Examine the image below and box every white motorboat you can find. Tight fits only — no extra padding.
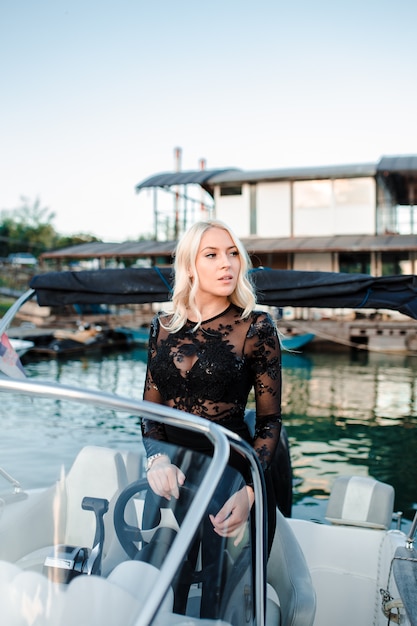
[0,268,416,625]
[0,376,415,626]
[9,337,34,357]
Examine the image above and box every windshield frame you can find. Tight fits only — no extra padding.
[0,376,266,625]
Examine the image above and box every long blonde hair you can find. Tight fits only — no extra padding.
[162,220,256,333]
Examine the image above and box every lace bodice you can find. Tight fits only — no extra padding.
[142,304,282,470]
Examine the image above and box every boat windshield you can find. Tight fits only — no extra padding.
[0,377,259,626]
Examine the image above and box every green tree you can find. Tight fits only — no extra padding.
[0,197,101,258]
[0,196,57,256]
[56,233,101,248]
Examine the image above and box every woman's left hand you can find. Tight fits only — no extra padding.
[209,485,255,546]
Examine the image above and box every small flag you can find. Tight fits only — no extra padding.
[0,333,27,379]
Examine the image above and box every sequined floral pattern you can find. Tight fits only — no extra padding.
[142,304,282,470]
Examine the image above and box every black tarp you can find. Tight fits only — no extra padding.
[29,268,417,320]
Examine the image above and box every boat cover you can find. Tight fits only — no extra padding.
[30,268,417,320]
[393,546,417,626]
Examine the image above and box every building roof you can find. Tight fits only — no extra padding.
[40,240,176,260]
[242,234,417,253]
[40,233,417,262]
[135,163,377,192]
[377,155,417,174]
[377,155,417,205]
[134,155,417,203]
[208,163,377,185]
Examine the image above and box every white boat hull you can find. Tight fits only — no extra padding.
[9,337,34,357]
[0,444,413,626]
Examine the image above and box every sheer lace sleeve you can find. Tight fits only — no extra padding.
[245,312,282,470]
[141,309,282,467]
[141,316,168,456]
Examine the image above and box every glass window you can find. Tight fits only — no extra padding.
[339,253,370,274]
[293,180,332,209]
[381,252,410,275]
[220,186,242,196]
[333,178,374,206]
[396,205,417,234]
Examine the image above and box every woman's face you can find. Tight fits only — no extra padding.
[193,227,241,300]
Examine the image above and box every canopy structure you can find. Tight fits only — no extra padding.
[135,168,238,197]
[30,268,417,320]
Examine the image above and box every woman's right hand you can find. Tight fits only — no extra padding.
[146,455,186,500]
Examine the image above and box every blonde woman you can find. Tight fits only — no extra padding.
[141,220,282,617]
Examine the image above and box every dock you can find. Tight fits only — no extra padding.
[280,319,417,354]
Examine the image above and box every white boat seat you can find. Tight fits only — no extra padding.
[63,446,131,553]
[0,482,62,565]
[119,449,142,483]
[109,561,233,624]
[108,560,174,611]
[289,517,405,626]
[325,475,394,529]
[267,507,316,626]
[266,583,281,626]
[14,446,139,575]
[0,558,234,625]
[0,561,143,626]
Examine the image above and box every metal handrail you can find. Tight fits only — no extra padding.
[219,426,267,626]
[0,467,23,493]
[406,510,417,549]
[0,288,35,335]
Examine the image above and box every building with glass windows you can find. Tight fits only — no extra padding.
[37,156,417,351]
[135,154,417,277]
[41,155,417,280]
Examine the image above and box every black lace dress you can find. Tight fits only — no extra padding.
[142,303,282,470]
[141,304,282,617]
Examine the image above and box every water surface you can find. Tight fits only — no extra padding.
[2,347,416,527]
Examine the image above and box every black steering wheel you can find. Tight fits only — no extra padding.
[114,478,201,560]
[114,478,150,559]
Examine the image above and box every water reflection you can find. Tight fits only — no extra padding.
[282,350,417,522]
[7,347,417,524]
[24,347,149,399]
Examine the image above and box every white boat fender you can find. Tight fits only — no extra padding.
[380,587,405,624]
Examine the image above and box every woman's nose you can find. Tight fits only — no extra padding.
[219,253,231,267]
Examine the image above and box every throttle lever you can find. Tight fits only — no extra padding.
[82,496,109,575]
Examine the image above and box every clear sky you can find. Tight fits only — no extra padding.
[1,0,417,242]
